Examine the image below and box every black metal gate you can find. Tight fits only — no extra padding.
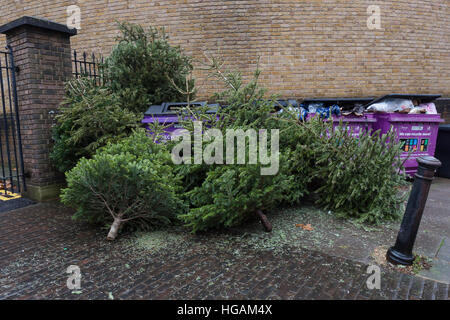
[0,45,26,199]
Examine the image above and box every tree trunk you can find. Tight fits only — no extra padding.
[107,217,122,241]
[255,209,272,232]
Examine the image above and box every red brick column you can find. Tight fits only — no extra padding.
[0,17,77,201]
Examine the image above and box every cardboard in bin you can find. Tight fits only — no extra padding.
[142,101,220,142]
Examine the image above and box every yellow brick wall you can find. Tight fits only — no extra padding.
[1,0,449,100]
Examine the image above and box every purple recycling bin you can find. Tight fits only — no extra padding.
[372,113,444,176]
[142,102,220,142]
[306,113,377,138]
[142,114,182,142]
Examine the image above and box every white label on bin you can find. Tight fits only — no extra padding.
[412,126,423,131]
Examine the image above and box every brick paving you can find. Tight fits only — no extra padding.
[0,202,448,300]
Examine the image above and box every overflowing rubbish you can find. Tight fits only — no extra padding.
[367,98,414,113]
[302,98,375,119]
[307,102,323,114]
[408,106,427,114]
[299,105,308,121]
[316,106,330,119]
[330,104,341,116]
[341,103,365,116]
[273,99,299,116]
[364,94,441,114]
[300,98,376,138]
[417,102,437,114]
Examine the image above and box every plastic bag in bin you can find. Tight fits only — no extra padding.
[317,107,330,119]
[417,102,437,114]
[331,104,341,116]
[366,98,414,113]
[408,107,427,114]
[299,106,308,121]
[307,102,324,113]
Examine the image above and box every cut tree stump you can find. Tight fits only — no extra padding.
[255,209,272,232]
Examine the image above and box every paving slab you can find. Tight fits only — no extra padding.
[0,200,448,299]
[0,178,448,299]
[419,260,450,285]
[415,178,450,284]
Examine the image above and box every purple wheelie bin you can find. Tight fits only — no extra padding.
[366,94,444,176]
[142,101,220,142]
[143,99,292,141]
[372,113,444,176]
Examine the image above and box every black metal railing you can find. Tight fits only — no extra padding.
[72,50,105,85]
[0,46,26,196]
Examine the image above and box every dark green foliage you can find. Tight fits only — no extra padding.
[58,39,408,237]
[61,130,186,238]
[51,21,196,173]
[98,127,165,159]
[175,59,300,232]
[275,110,408,224]
[105,22,195,113]
[50,77,141,173]
[176,55,407,230]
[313,124,408,224]
[179,155,296,233]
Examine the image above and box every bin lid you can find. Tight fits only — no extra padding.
[144,104,165,115]
[364,94,442,108]
[301,97,375,107]
[144,101,220,116]
[438,124,450,132]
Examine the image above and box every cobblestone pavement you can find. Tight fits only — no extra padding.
[0,202,448,300]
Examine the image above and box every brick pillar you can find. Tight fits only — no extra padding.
[0,17,77,201]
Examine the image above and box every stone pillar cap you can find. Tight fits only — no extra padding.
[0,16,77,36]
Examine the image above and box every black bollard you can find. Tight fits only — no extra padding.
[386,156,441,265]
